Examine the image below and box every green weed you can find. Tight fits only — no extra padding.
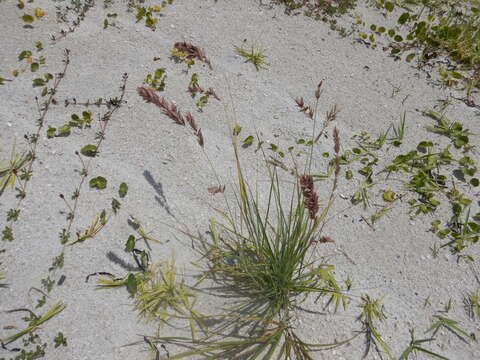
[235,43,270,70]
[358,294,394,360]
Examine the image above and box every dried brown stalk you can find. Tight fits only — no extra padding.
[333,127,340,178]
[137,86,204,147]
[174,42,212,69]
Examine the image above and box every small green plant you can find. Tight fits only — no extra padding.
[425,315,476,343]
[399,328,449,360]
[464,289,480,320]
[144,68,167,91]
[358,294,394,360]
[103,12,118,29]
[170,42,212,69]
[235,43,270,70]
[363,0,480,100]
[135,6,162,30]
[424,110,472,149]
[274,0,357,18]
[0,302,66,346]
[134,259,205,338]
[388,111,407,146]
[187,73,220,111]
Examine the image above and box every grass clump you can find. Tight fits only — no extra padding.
[147,83,352,359]
[134,258,205,337]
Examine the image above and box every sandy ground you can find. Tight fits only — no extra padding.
[1,0,480,359]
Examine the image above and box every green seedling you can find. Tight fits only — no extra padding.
[358,294,394,360]
[353,179,375,208]
[388,111,407,146]
[69,210,107,245]
[48,111,93,138]
[103,13,118,29]
[134,259,205,339]
[235,44,270,70]
[424,110,471,149]
[128,215,162,244]
[316,264,350,312]
[135,6,162,30]
[0,147,31,197]
[54,332,68,348]
[399,328,449,360]
[144,68,167,91]
[425,315,476,343]
[0,302,66,346]
[464,290,480,320]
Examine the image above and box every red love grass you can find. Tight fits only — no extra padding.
[187,84,220,101]
[174,42,212,69]
[294,97,314,120]
[137,86,204,147]
[208,185,225,195]
[311,236,335,245]
[299,174,319,220]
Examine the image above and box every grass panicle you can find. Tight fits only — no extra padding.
[173,41,212,69]
[137,86,204,147]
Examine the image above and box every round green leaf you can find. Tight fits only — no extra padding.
[125,235,136,252]
[89,176,107,190]
[385,2,395,12]
[119,182,128,198]
[406,53,416,62]
[126,273,137,295]
[398,13,410,25]
[80,144,98,157]
[21,14,34,23]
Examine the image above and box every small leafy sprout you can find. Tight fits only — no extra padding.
[134,259,203,336]
[171,42,212,69]
[21,8,45,25]
[54,332,67,348]
[144,68,167,91]
[89,176,107,189]
[358,294,394,360]
[135,6,161,30]
[0,147,31,197]
[128,215,161,244]
[103,13,118,29]
[425,315,476,343]
[399,329,449,360]
[48,111,92,138]
[389,111,407,146]
[80,144,98,157]
[119,182,128,197]
[187,73,219,110]
[0,302,66,346]
[235,43,270,70]
[69,210,107,245]
[464,290,480,320]
[424,110,471,149]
